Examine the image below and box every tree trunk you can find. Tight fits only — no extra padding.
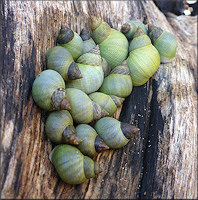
[1,1,197,199]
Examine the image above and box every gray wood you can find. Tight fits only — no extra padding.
[1,1,197,199]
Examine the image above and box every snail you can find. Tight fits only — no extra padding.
[46,46,82,81]
[76,124,109,158]
[57,25,84,61]
[45,110,82,145]
[127,27,161,86]
[49,144,101,184]
[148,24,177,63]
[99,61,133,98]
[66,45,104,94]
[80,29,111,77]
[89,92,125,116]
[90,16,129,69]
[121,20,148,40]
[66,88,109,124]
[94,117,139,149]
[32,69,71,111]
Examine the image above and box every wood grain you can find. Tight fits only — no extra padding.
[1,0,197,199]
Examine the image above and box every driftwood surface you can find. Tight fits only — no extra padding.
[1,1,197,199]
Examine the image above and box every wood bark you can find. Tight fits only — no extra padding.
[1,0,197,199]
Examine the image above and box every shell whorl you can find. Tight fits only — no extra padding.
[110,95,125,107]
[110,61,130,75]
[99,61,133,98]
[133,26,146,38]
[92,101,109,120]
[51,88,71,110]
[129,27,151,52]
[89,92,124,117]
[76,45,101,66]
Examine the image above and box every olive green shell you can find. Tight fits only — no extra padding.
[66,88,93,124]
[121,20,148,40]
[46,46,79,81]
[99,61,133,98]
[32,70,66,110]
[148,25,177,63]
[127,27,160,86]
[91,16,129,69]
[89,92,124,116]
[45,110,73,143]
[101,57,111,77]
[49,144,99,184]
[94,117,129,149]
[58,32,84,61]
[66,46,104,94]
[76,124,98,157]
[66,88,108,124]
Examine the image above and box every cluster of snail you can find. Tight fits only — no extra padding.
[32,16,177,185]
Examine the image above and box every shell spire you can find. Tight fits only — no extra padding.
[67,62,83,80]
[94,135,109,153]
[121,23,131,34]
[120,122,140,139]
[80,29,91,41]
[62,125,82,145]
[90,16,102,31]
[57,25,74,44]
[51,88,71,110]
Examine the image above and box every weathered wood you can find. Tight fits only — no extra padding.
[1,0,197,199]
[166,12,197,87]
